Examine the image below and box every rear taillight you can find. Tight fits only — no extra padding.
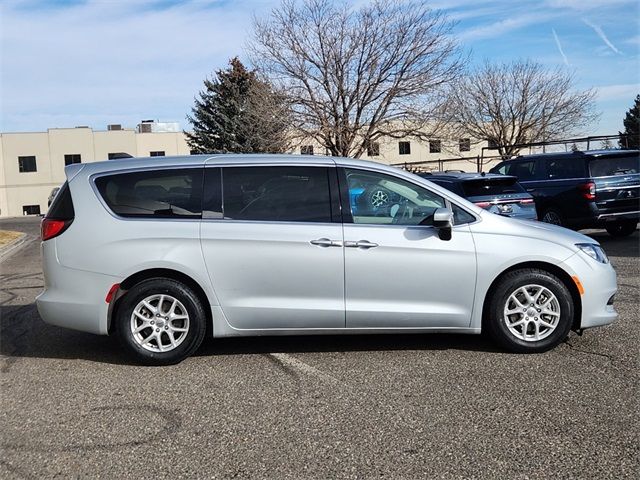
[41,218,71,241]
[578,182,596,200]
[474,201,491,208]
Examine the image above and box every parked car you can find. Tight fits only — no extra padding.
[489,150,640,237]
[417,172,537,220]
[47,186,60,207]
[37,155,617,365]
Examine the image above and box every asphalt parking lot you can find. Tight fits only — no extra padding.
[0,216,638,479]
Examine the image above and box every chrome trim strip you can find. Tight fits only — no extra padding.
[597,210,640,219]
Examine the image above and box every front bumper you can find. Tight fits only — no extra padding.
[559,251,618,329]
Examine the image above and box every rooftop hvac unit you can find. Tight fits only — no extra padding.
[138,123,153,133]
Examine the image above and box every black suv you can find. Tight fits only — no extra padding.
[490,150,639,236]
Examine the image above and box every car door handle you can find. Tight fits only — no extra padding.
[345,240,379,249]
[526,188,535,192]
[310,238,342,247]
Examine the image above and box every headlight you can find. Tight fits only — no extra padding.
[576,243,609,264]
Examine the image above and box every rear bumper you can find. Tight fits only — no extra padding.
[597,210,640,222]
[559,252,617,330]
[36,240,118,335]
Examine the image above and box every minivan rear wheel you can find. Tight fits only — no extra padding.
[116,278,206,365]
[486,269,573,353]
[605,220,637,237]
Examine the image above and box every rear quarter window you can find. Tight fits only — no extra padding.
[589,154,640,177]
[95,168,203,218]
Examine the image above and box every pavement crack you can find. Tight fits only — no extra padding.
[564,340,614,362]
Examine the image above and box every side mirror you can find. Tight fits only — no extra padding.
[433,207,453,240]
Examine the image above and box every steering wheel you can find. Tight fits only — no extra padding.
[368,188,391,208]
[391,199,411,224]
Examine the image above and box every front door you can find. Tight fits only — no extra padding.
[341,168,477,329]
[199,165,345,330]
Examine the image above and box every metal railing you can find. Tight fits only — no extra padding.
[393,134,635,174]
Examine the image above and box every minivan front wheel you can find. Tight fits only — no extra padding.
[486,269,573,353]
[116,278,206,365]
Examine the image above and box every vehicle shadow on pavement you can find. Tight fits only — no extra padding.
[195,333,502,359]
[0,303,131,367]
[0,303,501,367]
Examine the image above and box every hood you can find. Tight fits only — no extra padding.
[473,210,597,248]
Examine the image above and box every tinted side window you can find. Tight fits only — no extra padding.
[222,167,332,222]
[451,204,476,225]
[546,158,586,179]
[46,182,74,220]
[95,169,203,218]
[344,168,445,226]
[202,168,222,219]
[589,154,640,176]
[508,160,537,181]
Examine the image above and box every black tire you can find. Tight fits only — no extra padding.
[485,269,573,353]
[541,208,564,227]
[605,220,638,237]
[115,278,207,366]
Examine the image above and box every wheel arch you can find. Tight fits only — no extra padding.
[481,261,582,332]
[108,268,213,336]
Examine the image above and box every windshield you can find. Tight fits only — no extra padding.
[461,177,525,197]
[589,154,640,177]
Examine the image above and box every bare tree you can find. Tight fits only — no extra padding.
[447,60,598,159]
[249,0,461,158]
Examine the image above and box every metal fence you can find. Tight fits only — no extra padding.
[393,134,635,173]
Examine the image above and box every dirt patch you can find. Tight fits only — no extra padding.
[0,230,23,247]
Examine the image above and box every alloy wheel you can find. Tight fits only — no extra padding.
[503,284,561,342]
[130,294,190,353]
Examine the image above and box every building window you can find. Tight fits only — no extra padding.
[429,140,441,154]
[64,154,81,166]
[459,139,471,152]
[399,141,411,155]
[18,156,37,173]
[23,205,41,215]
[300,145,314,155]
[487,139,498,149]
[150,151,165,157]
[367,142,380,157]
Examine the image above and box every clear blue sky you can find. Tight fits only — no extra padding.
[1,0,638,136]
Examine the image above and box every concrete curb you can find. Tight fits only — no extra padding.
[0,232,33,262]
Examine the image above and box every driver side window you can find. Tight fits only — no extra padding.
[344,169,445,226]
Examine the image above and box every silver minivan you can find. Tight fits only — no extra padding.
[37,155,617,365]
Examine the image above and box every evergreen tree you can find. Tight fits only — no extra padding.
[618,94,639,149]
[186,57,290,154]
